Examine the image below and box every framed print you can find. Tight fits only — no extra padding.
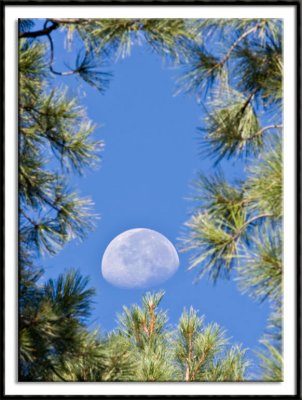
[2,1,301,398]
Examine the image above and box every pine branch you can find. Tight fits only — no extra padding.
[19,21,58,38]
[50,365,67,382]
[202,24,261,79]
[217,23,262,69]
[237,223,282,302]
[232,213,273,241]
[49,19,92,25]
[199,88,264,161]
[44,21,77,77]
[246,124,283,141]
[245,140,282,218]
[18,18,91,39]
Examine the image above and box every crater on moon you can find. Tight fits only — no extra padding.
[101,228,179,289]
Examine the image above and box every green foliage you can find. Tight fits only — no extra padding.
[200,89,262,161]
[237,224,282,302]
[19,16,201,384]
[75,48,112,92]
[177,19,282,100]
[204,345,249,382]
[19,20,106,382]
[20,86,102,174]
[183,212,244,281]
[44,270,95,321]
[86,18,193,61]
[175,308,249,381]
[182,137,282,286]
[19,38,102,260]
[245,140,282,219]
[258,342,283,381]
[256,302,283,381]
[192,172,245,219]
[19,17,284,382]
[21,283,250,382]
[234,33,282,104]
[117,292,249,382]
[56,331,137,382]
[117,291,174,381]
[183,173,245,281]
[141,19,193,61]
[118,291,167,345]
[179,18,283,381]
[19,269,95,380]
[100,333,138,381]
[176,46,223,95]
[20,183,97,257]
[19,267,137,382]
[19,40,47,92]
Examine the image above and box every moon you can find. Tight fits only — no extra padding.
[101,228,179,289]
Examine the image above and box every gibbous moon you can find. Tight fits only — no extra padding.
[101,228,179,289]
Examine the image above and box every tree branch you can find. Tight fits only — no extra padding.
[49,18,93,25]
[19,22,58,38]
[247,124,283,141]
[50,365,67,382]
[192,345,211,380]
[185,332,193,382]
[44,23,79,77]
[240,89,258,114]
[233,213,273,241]
[18,18,92,39]
[206,22,262,77]
[219,23,262,67]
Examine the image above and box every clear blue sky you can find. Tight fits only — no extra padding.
[38,24,270,374]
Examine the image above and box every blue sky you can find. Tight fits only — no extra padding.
[38,25,270,373]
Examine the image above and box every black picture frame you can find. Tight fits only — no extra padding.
[1,1,301,398]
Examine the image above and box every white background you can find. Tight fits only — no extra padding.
[5,4,297,396]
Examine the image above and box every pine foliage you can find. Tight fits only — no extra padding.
[19,20,105,381]
[19,18,283,382]
[180,18,283,381]
[18,17,198,382]
[117,292,249,381]
[118,291,174,381]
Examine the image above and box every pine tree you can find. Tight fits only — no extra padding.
[18,17,195,382]
[117,291,175,381]
[117,292,249,381]
[179,19,283,380]
[19,19,107,380]
[19,267,137,382]
[19,18,282,381]
[175,307,249,381]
